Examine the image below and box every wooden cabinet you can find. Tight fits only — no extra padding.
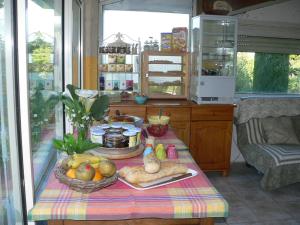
[146,107,190,122]
[141,51,189,99]
[108,102,234,176]
[190,105,234,176]
[169,121,190,146]
[190,121,232,176]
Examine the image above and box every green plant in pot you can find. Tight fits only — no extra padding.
[53,84,109,155]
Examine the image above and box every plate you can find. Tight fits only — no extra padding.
[87,144,144,159]
[118,169,198,190]
[104,115,144,127]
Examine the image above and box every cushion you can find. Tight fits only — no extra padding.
[261,117,300,145]
[245,118,266,144]
[291,115,300,141]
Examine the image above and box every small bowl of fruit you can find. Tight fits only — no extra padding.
[147,115,170,137]
[55,153,118,193]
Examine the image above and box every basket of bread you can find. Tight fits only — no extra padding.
[55,154,118,193]
[118,142,197,190]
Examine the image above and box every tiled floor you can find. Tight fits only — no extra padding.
[206,163,300,225]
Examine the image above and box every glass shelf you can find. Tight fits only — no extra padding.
[148,71,185,77]
[190,15,237,104]
[202,45,234,49]
[148,62,184,65]
[99,53,139,56]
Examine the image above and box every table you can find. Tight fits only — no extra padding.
[28,130,228,225]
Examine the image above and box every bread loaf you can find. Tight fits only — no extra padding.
[143,152,160,173]
[119,161,188,184]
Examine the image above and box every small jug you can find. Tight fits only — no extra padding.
[167,144,178,159]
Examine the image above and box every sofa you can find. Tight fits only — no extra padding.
[235,97,300,190]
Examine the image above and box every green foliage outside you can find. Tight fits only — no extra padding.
[236,53,300,94]
[30,83,59,147]
[28,32,53,53]
[288,55,300,93]
[236,53,254,92]
[28,32,56,148]
[28,32,54,77]
[253,53,289,92]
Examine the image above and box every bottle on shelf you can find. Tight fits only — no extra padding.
[99,75,105,90]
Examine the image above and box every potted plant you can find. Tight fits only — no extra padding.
[53,84,109,155]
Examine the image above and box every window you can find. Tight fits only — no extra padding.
[0,1,24,224]
[103,10,189,47]
[236,35,300,94]
[27,0,63,194]
[236,52,300,94]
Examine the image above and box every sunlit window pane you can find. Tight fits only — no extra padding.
[236,52,300,94]
[27,0,63,193]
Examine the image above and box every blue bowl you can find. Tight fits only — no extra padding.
[135,96,148,105]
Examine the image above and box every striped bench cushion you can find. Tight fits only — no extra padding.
[254,144,300,166]
[245,118,266,144]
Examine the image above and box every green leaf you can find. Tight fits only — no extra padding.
[90,95,109,121]
[52,133,100,155]
[53,139,63,150]
[66,84,79,101]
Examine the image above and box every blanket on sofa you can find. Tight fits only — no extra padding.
[235,97,300,190]
[235,97,300,124]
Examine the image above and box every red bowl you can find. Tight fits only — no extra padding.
[147,124,169,137]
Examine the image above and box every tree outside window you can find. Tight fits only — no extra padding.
[236,52,300,94]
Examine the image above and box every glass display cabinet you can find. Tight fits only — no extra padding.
[98,33,141,100]
[141,51,189,99]
[190,15,237,104]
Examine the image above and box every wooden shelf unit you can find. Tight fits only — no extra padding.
[142,51,189,99]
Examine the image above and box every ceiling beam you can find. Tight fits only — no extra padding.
[228,0,292,15]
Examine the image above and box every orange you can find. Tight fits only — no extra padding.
[66,168,76,179]
[92,169,103,182]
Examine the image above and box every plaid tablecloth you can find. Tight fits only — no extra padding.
[28,130,228,221]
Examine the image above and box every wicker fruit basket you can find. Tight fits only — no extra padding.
[54,163,118,193]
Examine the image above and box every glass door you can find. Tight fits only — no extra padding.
[17,0,64,212]
[0,0,24,224]
[27,0,63,196]
[201,19,235,76]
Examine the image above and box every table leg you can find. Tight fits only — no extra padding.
[222,170,229,177]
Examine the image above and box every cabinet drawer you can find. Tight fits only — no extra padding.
[109,106,146,119]
[192,105,234,121]
[146,107,190,121]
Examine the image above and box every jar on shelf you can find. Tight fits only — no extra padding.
[153,40,159,51]
[144,41,150,51]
